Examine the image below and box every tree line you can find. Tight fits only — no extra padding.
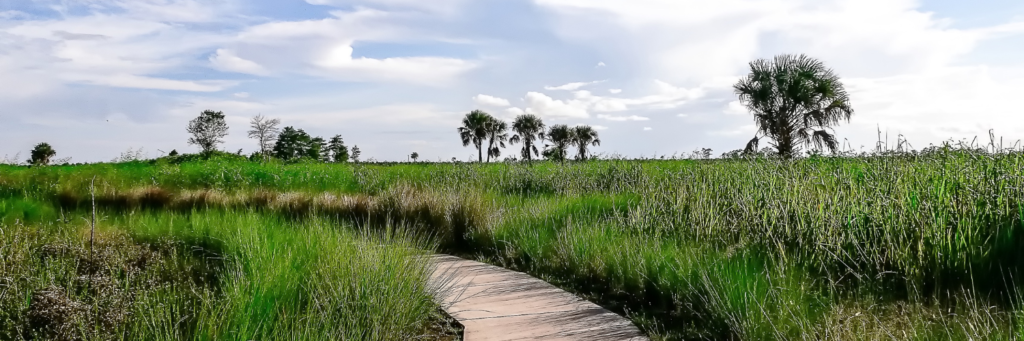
[8,53,866,166]
[185,111,362,163]
[458,111,601,163]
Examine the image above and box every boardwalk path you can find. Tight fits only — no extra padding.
[428,254,649,341]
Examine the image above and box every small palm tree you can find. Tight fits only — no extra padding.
[571,125,601,160]
[733,54,854,158]
[509,114,546,164]
[484,117,509,162]
[458,110,492,162]
[545,124,572,163]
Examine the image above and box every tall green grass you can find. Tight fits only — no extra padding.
[3,148,1023,340]
[0,198,448,341]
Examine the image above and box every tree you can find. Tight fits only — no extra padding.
[272,126,313,161]
[544,125,572,163]
[458,110,491,162]
[509,114,545,164]
[187,110,229,153]
[571,125,601,160]
[308,137,327,161]
[734,54,854,158]
[248,114,281,160]
[410,152,419,162]
[168,149,179,157]
[484,117,509,162]
[326,135,349,163]
[351,145,361,163]
[28,142,56,166]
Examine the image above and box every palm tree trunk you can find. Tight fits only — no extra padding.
[486,137,495,163]
[477,143,483,163]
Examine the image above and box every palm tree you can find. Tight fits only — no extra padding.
[484,117,509,162]
[509,114,546,164]
[733,54,854,158]
[458,110,491,162]
[545,124,572,163]
[571,125,601,160]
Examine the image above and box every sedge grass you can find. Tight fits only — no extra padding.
[0,198,450,341]
[2,148,1023,340]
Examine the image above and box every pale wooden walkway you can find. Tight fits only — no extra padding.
[428,254,649,341]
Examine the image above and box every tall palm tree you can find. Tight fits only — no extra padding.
[545,124,572,163]
[733,54,854,158]
[571,125,601,160]
[509,114,546,164]
[484,117,509,162]
[458,110,491,162]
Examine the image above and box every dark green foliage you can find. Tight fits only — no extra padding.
[571,125,600,160]
[544,125,571,162]
[351,145,361,163]
[168,149,179,157]
[484,116,508,162]
[458,110,492,162]
[28,143,56,166]
[510,114,545,164]
[273,127,313,161]
[327,135,349,163]
[186,110,229,153]
[734,54,853,158]
[309,136,326,161]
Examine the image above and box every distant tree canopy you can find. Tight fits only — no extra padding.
[734,54,854,158]
[510,114,545,164]
[410,152,419,162]
[28,142,56,166]
[544,125,572,162]
[351,145,361,162]
[327,135,349,163]
[571,125,600,161]
[187,110,229,153]
[458,110,492,163]
[273,127,315,161]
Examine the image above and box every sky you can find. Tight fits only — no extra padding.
[2,0,1024,162]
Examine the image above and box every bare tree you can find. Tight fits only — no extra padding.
[248,114,281,159]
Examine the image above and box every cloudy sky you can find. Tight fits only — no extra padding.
[2,0,1023,162]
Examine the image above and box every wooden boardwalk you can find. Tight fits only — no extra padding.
[428,254,648,341]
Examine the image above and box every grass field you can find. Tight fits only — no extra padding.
[2,147,1023,340]
[0,196,458,340]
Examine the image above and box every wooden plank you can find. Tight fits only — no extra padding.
[429,255,648,341]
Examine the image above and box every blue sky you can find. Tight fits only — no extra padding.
[2,0,1023,162]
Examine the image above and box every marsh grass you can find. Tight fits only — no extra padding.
[0,198,451,341]
[2,146,1023,340]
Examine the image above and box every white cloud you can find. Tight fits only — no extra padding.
[523,92,590,119]
[473,94,511,107]
[545,80,605,91]
[643,127,652,131]
[609,89,622,94]
[506,107,526,116]
[597,62,606,67]
[210,49,269,76]
[315,44,476,85]
[598,114,650,121]
[69,74,236,92]
[234,92,250,98]
[593,125,609,130]
[724,100,748,115]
